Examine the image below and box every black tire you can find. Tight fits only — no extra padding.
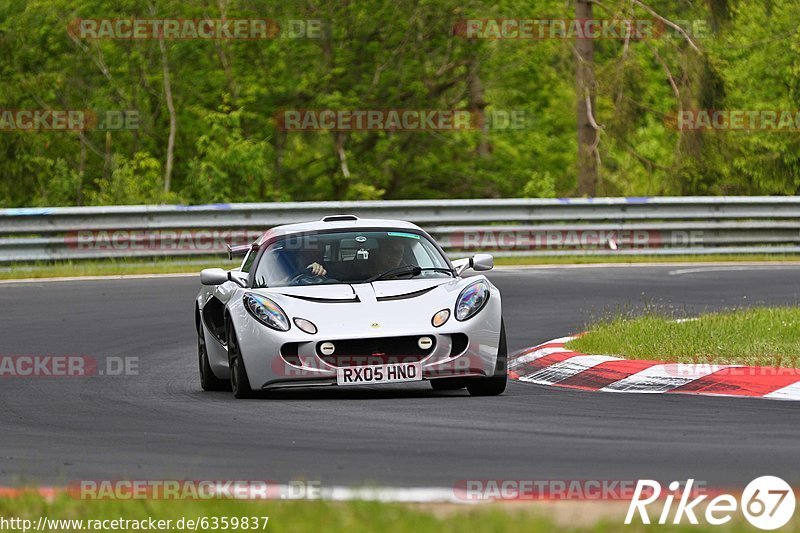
[430,378,468,391]
[198,323,229,391]
[466,319,507,397]
[226,319,254,399]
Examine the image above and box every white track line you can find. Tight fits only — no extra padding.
[508,337,577,369]
[669,265,800,276]
[544,336,579,345]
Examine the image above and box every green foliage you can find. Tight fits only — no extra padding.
[522,171,556,198]
[713,0,800,194]
[0,0,798,206]
[185,104,279,203]
[87,152,175,205]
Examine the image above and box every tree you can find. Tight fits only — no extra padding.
[575,0,599,196]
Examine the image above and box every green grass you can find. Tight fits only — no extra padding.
[0,257,233,280]
[1,254,799,281]
[0,494,795,532]
[567,306,800,367]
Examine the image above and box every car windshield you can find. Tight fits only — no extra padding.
[252,230,453,288]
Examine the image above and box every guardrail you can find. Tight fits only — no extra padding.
[2,197,799,262]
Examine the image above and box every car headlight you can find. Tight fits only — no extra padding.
[243,293,290,331]
[455,281,490,321]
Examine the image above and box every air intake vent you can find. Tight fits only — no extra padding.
[280,343,302,366]
[321,214,359,222]
[449,333,469,356]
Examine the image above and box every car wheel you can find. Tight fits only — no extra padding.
[226,320,254,399]
[198,323,229,391]
[466,319,507,397]
[430,378,467,391]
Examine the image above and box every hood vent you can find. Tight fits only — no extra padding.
[376,286,436,302]
[285,294,360,304]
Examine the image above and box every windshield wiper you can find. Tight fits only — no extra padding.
[365,266,454,283]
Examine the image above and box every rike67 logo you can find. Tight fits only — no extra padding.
[626,477,796,530]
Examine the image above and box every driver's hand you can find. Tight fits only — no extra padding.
[306,262,327,276]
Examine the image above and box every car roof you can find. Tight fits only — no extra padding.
[255,216,426,246]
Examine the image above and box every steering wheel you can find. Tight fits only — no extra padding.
[289,273,327,286]
[289,273,323,285]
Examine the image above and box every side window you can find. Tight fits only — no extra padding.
[240,249,256,273]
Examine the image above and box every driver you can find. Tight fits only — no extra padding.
[298,238,327,277]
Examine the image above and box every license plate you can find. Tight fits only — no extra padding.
[336,362,422,386]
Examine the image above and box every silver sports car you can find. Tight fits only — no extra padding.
[195,215,506,398]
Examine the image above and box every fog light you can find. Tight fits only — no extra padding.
[418,336,433,350]
[431,309,450,327]
[320,342,335,355]
[293,317,318,334]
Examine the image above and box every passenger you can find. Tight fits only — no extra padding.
[373,238,407,272]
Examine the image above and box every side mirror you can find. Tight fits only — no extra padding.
[452,254,494,275]
[200,268,229,286]
[471,253,494,271]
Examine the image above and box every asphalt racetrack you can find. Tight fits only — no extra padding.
[1,265,799,489]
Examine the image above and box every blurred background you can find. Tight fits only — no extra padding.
[0,0,798,208]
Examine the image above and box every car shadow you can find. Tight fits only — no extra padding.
[258,383,470,401]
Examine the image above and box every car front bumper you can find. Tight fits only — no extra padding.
[225,287,503,390]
